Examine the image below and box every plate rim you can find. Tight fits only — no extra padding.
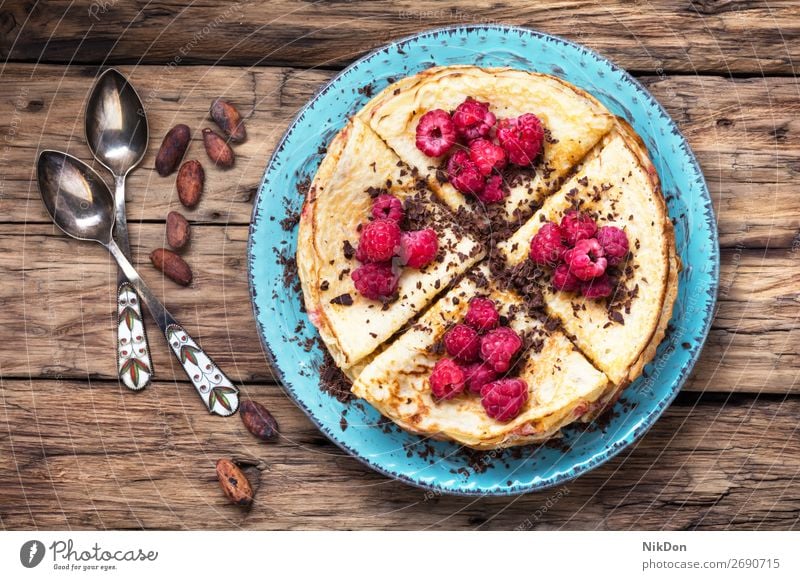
[247,24,720,496]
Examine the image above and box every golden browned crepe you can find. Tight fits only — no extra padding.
[297,117,483,371]
[297,66,679,449]
[500,120,679,387]
[360,66,615,217]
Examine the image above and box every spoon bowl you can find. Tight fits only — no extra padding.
[84,69,148,176]
[36,150,115,245]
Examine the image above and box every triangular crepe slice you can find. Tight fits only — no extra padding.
[360,66,615,220]
[297,117,484,371]
[352,268,611,450]
[499,121,679,387]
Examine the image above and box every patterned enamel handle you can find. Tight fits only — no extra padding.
[116,281,153,390]
[107,241,239,416]
[163,323,240,416]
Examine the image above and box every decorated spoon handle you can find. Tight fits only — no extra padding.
[107,240,239,416]
[116,280,153,390]
[113,176,153,391]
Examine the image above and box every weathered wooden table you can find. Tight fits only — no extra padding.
[1,2,798,530]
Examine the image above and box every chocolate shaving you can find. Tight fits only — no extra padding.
[330,293,353,306]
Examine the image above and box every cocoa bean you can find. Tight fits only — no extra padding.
[202,128,234,169]
[155,124,191,177]
[210,98,247,142]
[239,399,279,441]
[166,211,191,250]
[215,458,253,507]
[149,248,192,286]
[176,159,204,208]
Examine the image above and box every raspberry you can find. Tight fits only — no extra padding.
[560,210,597,246]
[581,273,614,299]
[452,97,496,141]
[496,113,544,166]
[415,109,457,157]
[468,138,507,176]
[399,228,439,269]
[351,262,399,301]
[371,194,404,222]
[464,297,499,331]
[478,175,508,204]
[357,218,401,262]
[563,238,607,281]
[480,326,523,373]
[477,174,507,204]
[552,262,580,292]
[480,378,529,422]
[443,324,480,363]
[447,150,485,195]
[463,362,498,394]
[529,222,566,266]
[429,358,466,400]
[596,226,629,266]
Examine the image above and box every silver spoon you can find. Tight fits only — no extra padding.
[84,69,153,391]
[37,150,239,416]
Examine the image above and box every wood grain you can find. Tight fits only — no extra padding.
[1,379,798,530]
[0,224,797,394]
[1,1,798,74]
[1,65,798,248]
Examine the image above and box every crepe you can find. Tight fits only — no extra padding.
[352,270,611,449]
[297,117,484,370]
[499,120,679,387]
[360,66,615,219]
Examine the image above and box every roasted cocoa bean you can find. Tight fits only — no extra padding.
[239,399,279,441]
[155,124,191,176]
[210,98,247,142]
[149,248,192,286]
[176,159,204,208]
[202,128,234,169]
[166,211,191,250]
[215,458,253,507]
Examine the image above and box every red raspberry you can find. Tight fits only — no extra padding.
[452,97,496,141]
[447,150,485,195]
[351,262,399,301]
[477,174,507,204]
[552,263,580,292]
[399,228,438,269]
[563,238,607,281]
[357,218,401,262]
[529,222,566,266]
[463,362,498,394]
[480,326,523,373]
[415,109,457,157]
[443,324,480,363]
[464,297,499,331]
[371,194,404,222]
[581,273,614,299]
[560,210,597,247]
[596,226,629,266]
[480,378,529,422]
[468,138,507,176]
[429,358,466,400]
[496,113,544,166]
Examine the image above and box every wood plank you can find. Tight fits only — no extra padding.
[1,64,799,248]
[1,379,798,530]
[0,224,797,394]
[1,1,798,74]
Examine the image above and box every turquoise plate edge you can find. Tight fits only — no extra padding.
[247,25,720,496]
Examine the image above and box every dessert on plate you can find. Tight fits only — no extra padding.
[297,66,679,449]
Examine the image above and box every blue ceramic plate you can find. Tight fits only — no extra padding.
[248,26,719,495]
